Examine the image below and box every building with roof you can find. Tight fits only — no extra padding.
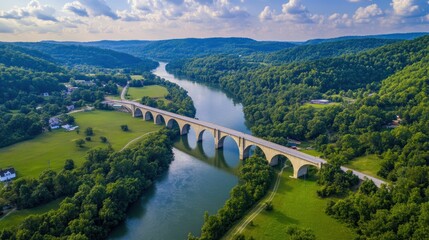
[0,167,16,182]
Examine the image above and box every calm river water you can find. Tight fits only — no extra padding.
[110,62,251,239]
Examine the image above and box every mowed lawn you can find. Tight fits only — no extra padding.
[0,198,64,229]
[130,75,144,80]
[0,110,161,179]
[227,168,356,240]
[126,85,168,101]
[303,102,341,109]
[346,154,384,179]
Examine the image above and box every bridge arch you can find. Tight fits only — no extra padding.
[197,129,214,142]
[242,145,267,160]
[120,105,133,114]
[165,118,182,135]
[134,108,143,118]
[217,134,240,150]
[144,111,154,121]
[155,114,166,125]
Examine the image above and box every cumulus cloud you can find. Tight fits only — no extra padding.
[64,1,89,17]
[120,0,249,22]
[259,6,273,21]
[79,0,119,19]
[354,4,383,23]
[258,0,319,24]
[391,0,428,17]
[0,0,58,22]
[329,13,353,27]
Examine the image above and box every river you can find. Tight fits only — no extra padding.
[110,62,251,239]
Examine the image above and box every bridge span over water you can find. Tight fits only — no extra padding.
[107,100,385,186]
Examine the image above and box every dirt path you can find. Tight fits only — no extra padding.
[120,131,157,152]
[0,208,16,222]
[230,164,288,238]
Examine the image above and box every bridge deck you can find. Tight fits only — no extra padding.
[108,100,386,187]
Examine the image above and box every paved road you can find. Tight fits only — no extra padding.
[120,82,129,100]
[107,99,386,187]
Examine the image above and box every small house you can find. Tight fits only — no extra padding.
[0,167,16,182]
[49,117,61,129]
[42,92,50,97]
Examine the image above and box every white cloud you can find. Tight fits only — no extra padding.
[0,0,58,22]
[64,1,89,17]
[79,0,119,19]
[258,0,320,24]
[328,13,353,27]
[259,6,273,21]
[391,0,428,17]
[354,4,383,23]
[120,0,249,22]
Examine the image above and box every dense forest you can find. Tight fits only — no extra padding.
[259,38,400,65]
[167,36,429,239]
[0,129,175,239]
[62,38,296,61]
[14,42,158,73]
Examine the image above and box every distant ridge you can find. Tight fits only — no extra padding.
[302,32,429,45]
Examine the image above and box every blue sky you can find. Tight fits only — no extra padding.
[0,0,428,41]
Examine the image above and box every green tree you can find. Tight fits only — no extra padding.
[75,139,85,148]
[64,159,75,170]
[120,125,129,131]
[85,127,93,136]
[100,136,108,143]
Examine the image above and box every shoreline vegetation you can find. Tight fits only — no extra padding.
[166,36,429,239]
[0,129,176,239]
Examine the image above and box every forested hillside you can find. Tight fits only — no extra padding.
[167,36,429,238]
[14,43,158,72]
[62,38,296,61]
[0,45,62,72]
[261,38,400,64]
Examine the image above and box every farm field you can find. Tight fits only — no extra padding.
[126,85,168,101]
[0,110,161,179]
[224,168,355,240]
[0,198,64,229]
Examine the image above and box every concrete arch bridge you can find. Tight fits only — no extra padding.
[107,100,385,186]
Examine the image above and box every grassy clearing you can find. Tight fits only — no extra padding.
[0,110,161,179]
[300,149,322,157]
[303,102,341,109]
[0,198,64,229]
[224,168,355,240]
[345,154,384,179]
[131,75,144,80]
[126,85,168,101]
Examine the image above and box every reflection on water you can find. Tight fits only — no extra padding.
[109,62,251,240]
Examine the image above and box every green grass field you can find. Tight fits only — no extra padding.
[131,75,144,80]
[224,168,355,240]
[303,102,341,109]
[126,86,168,101]
[0,198,64,229]
[0,110,161,179]
[345,154,384,179]
[300,149,322,157]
